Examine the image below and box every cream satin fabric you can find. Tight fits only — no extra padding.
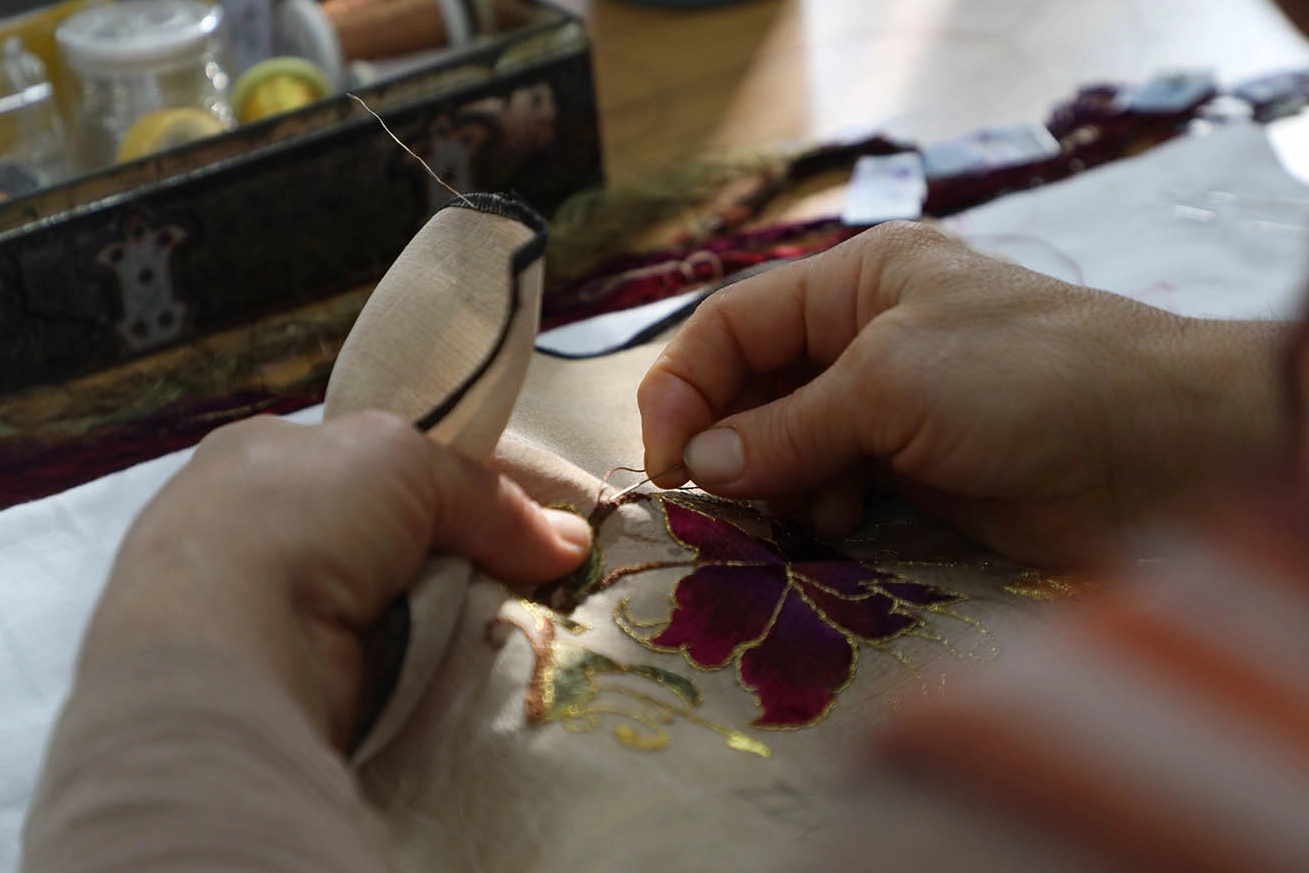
[324,196,1052,873]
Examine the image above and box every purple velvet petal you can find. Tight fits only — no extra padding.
[879,580,962,607]
[791,560,898,596]
[651,563,788,669]
[664,501,783,564]
[797,580,919,642]
[739,588,855,727]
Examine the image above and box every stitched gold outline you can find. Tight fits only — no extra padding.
[503,601,771,758]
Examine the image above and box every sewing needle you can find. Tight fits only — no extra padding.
[608,464,686,500]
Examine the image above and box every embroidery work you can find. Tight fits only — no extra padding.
[500,601,771,758]
[612,495,966,729]
[522,490,1073,746]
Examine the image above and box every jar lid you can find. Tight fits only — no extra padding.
[56,0,223,74]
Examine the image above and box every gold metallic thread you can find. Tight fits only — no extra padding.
[504,602,770,758]
[1003,570,1102,602]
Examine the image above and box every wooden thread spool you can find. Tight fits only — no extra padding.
[322,0,532,62]
[232,57,331,123]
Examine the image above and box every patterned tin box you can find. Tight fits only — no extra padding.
[0,1,601,397]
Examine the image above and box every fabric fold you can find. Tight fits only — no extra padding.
[324,193,549,765]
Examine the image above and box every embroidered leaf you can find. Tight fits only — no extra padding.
[546,645,612,716]
[624,664,702,708]
[725,734,773,757]
[507,608,770,758]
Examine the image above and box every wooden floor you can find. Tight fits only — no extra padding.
[554,0,1309,183]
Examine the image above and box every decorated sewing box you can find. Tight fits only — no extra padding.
[0,0,601,398]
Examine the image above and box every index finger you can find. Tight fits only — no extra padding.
[636,222,936,486]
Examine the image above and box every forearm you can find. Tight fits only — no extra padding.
[1116,317,1295,522]
[22,645,389,873]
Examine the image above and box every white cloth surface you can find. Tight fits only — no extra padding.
[0,407,322,872]
[949,122,1309,320]
[3,122,1309,869]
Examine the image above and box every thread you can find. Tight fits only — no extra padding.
[604,464,687,502]
[347,92,472,207]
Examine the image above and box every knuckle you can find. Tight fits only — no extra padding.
[867,219,947,250]
[196,413,277,449]
[863,221,977,301]
[351,408,416,445]
[635,363,668,411]
[192,415,286,471]
[866,221,966,273]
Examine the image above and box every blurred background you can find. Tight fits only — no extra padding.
[3,0,1309,503]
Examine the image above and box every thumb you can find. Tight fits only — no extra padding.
[411,439,595,587]
[681,356,868,498]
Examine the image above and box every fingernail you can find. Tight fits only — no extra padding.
[684,428,745,483]
[543,508,593,554]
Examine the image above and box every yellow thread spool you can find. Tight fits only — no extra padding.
[116,106,226,161]
[232,56,330,124]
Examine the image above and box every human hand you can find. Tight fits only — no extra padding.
[80,411,592,748]
[639,222,1290,565]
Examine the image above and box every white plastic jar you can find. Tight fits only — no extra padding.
[56,0,233,170]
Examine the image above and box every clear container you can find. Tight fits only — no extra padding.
[55,0,233,170]
[0,35,71,194]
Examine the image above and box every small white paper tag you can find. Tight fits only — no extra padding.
[1234,69,1309,116]
[841,152,927,226]
[1122,70,1216,114]
[921,123,1061,179]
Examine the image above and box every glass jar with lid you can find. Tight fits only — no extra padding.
[0,35,71,194]
[56,0,234,171]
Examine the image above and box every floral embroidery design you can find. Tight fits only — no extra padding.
[500,602,771,757]
[614,496,964,729]
[521,491,1073,747]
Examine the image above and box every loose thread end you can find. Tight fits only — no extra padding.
[347,92,473,208]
